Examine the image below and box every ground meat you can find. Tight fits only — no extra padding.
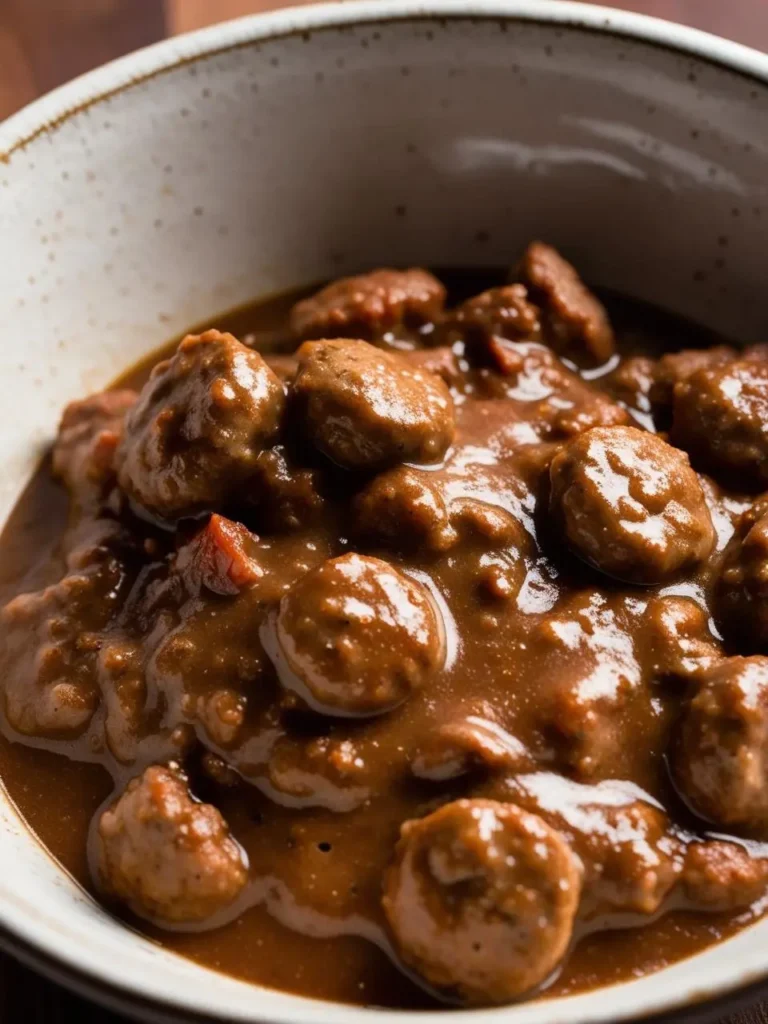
[290,268,446,343]
[673,656,768,830]
[682,840,768,911]
[250,446,327,532]
[411,717,531,782]
[449,284,542,353]
[53,390,137,503]
[93,764,247,924]
[291,339,455,470]
[354,466,457,553]
[650,346,736,421]
[175,515,263,597]
[269,553,444,717]
[549,426,715,584]
[518,242,615,366]
[717,498,768,651]
[382,799,581,1005]
[117,330,285,520]
[670,360,768,489]
[642,596,722,684]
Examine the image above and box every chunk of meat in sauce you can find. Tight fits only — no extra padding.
[269,553,444,717]
[683,840,768,911]
[448,284,542,353]
[175,514,263,597]
[673,656,768,831]
[550,426,715,584]
[53,390,137,503]
[354,466,457,553]
[291,339,455,470]
[250,446,327,532]
[382,799,581,1006]
[93,764,247,925]
[290,269,446,344]
[642,596,722,685]
[717,497,768,652]
[517,242,615,366]
[117,330,285,520]
[0,528,134,738]
[650,345,736,417]
[670,360,768,490]
[411,716,532,782]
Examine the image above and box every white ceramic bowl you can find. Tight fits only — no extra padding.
[1,2,768,1021]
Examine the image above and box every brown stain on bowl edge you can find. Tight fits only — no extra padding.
[2,13,768,164]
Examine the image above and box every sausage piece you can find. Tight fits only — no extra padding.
[117,330,285,520]
[292,339,455,470]
[93,764,248,925]
[382,799,581,1005]
[270,553,443,717]
[673,656,768,830]
[549,426,715,584]
[290,268,446,343]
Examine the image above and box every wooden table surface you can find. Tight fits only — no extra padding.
[2,0,768,1020]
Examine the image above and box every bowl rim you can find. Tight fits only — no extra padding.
[2,2,768,1022]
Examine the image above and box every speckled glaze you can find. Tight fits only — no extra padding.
[0,3,767,1022]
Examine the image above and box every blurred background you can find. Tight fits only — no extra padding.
[1,0,768,1020]
[3,0,768,120]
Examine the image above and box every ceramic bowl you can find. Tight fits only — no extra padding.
[1,2,767,1021]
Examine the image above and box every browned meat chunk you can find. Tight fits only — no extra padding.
[290,268,446,343]
[642,595,722,684]
[270,553,443,717]
[717,498,768,651]
[603,356,655,414]
[382,799,581,1005]
[400,347,464,390]
[518,242,615,365]
[411,717,531,782]
[354,466,457,553]
[53,390,137,502]
[673,656,768,829]
[650,345,736,414]
[175,514,263,597]
[670,360,768,489]
[94,764,247,924]
[449,284,542,351]
[550,426,715,584]
[266,733,371,812]
[683,840,768,911]
[250,446,326,532]
[292,339,455,470]
[117,330,285,519]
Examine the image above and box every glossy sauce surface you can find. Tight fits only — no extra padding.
[0,267,765,1009]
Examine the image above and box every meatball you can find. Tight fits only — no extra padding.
[53,390,137,502]
[270,553,444,717]
[518,242,615,365]
[353,466,457,553]
[401,347,464,390]
[117,330,285,519]
[650,345,736,414]
[670,360,768,489]
[292,339,455,470]
[717,499,768,651]
[93,764,247,925]
[382,799,581,1005]
[549,426,715,584]
[683,840,768,911]
[449,284,542,352]
[290,268,446,343]
[673,656,768,829]
[603,356,655,415]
